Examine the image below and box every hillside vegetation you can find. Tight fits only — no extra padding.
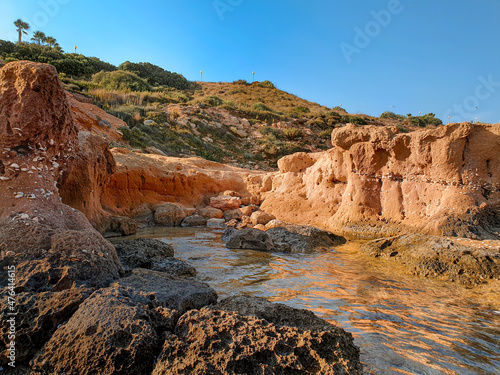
[1,37,445,169]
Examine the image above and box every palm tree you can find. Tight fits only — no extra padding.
[31,31,46,46]
[14,19,30,44]
[45,36,56,48]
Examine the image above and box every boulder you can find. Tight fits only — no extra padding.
[222,226,346,253]
[115,238,174,270]
[154,258,197,277]
[361,234,500,284]
[0,288,92,366]
[113,268,217,314]
[207,218,226,228]
[239,205,258,216]
[250,210,276,225]
[197,207,224,219]
[265,219,286,230]
[210,195,241,211]
[154,203,194,226]
[106,216,139,236]
[30,287,160,375]
[222,228,274,251]
[180,214,207,227]
[224,208,243,221]
[152,307,362,375]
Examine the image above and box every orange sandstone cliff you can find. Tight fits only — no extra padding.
[260,123,500,239]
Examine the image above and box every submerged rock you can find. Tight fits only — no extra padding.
[222,225,346,253]
[361,234,500,284]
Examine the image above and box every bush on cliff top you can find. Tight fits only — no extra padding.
[92,70,152,92]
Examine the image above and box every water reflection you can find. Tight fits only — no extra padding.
[116,227,500,375]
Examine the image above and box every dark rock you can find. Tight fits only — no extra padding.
[0,226,123,293]
[153,258,197,277]
[215,295,335,332]
[0,288,92,366]
[107,216,139,236]
[115,238,174,271]
[113,268,217,314]
[222,227,274,251]
[30,287,160,375]
[222,225,346,253]
[361,234,500,284]
[180,215,207,227]
[152,308,362,375]
[223,208,243,221]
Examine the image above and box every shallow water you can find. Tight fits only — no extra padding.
[117,227,500,375]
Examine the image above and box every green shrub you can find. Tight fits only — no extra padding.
[293,106,310,113]
[380,111,405,121]
[258,126,281,138]
[92,70,152,92]
[283,128,302,140]
[341,115,367,125]
[119,61,190,90]
[253,102,272,112]
[203,95,224,107]
[405,113,442,127]
[259,80,275,89]
[233,79,248,85]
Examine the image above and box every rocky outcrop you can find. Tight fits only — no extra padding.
[115,238,174,269]
[261,123,500,239]
[113,268,218,313]
[30,287,161,375]
[0,61,123,293]
[0,287,92,364]
[222,225,346,253]
[153,307,362,375]
[361,234,500,284]
[115,238,196,276]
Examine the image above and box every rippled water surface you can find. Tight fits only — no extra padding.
[119,227,500,374]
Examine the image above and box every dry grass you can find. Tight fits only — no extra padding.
[190,81,330,117]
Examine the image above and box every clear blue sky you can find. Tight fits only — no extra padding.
[1,0,499,123]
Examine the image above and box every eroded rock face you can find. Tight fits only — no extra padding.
[0,61,123,292]
[100,149,263,218]
[261,123,500,239]
[361,234,500,284]
[0,287,92,365]
[152,308,362,375]
[30,287,160,375]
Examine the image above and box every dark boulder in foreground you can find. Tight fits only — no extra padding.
[115,238,174,270]
[222,225,346,253]
[153,307,362,375]
[30,287,161,375]
[113,268,217,314]
[361,234,500,284]
[115,238,196,276]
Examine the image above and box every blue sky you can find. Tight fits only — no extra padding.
[1,0,499,123]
